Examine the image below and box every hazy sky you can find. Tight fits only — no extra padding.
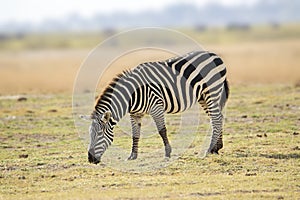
[0,0,258,24]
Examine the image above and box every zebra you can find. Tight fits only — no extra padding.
[87,51,229,164]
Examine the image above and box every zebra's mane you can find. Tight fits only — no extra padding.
[95,70,132,107]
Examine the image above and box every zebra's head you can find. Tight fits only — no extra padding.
[88,110,116,164]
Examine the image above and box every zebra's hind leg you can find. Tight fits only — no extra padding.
[128,114,143,160]
[199,98,224,154]
[150,104,172,158]
[207,109,224,154]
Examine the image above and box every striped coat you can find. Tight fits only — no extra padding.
[88,51,229,164]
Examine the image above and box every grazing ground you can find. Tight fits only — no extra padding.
[0,84,299,199]
[0,25,300,199]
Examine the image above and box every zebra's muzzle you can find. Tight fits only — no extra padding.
[88,151,100,164]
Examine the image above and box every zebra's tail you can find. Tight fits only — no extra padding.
[220,78,229,111]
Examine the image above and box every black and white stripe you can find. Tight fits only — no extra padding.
[88,51,229,164]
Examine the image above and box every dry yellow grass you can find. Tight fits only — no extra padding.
[0,50,85,94]
[208,39,300,84]
[0,39,300,95]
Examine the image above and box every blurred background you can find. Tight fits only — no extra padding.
[0,0,300,94]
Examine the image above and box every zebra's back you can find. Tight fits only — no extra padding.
[129,51,227,114]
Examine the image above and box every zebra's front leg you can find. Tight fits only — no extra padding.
[158,127,172,158]
[128,114,143,160]
[150,105,172,158]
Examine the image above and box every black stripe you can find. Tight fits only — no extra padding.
[165,86,176,113]
[111,91,124,118]
[174,58,188,73]
[191,56,223,88]
[206,68,227,87]
[182,53,210,80]
[114,86,129,116]
[150,65,180,111]
[198,57,222,79]
[174,53,199,73]
[190,73,203,88]
[145,63,180,113]
[141,85,148,113]
[209,52,217,57]
[213,57,223,66]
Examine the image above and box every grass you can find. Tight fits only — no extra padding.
[0,23,299,199]
[0,84,299,199]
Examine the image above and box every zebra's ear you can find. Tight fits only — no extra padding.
[79,110,97,121]
[91,111,97,119]
[79,115,92,121]
[101,111,112,124]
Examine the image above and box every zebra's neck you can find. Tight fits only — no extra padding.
[94,72,132,122]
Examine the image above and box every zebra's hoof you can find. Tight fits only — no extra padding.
[164,157,170,162]
[127,152,137,160]
[211,150,219,154]
[207,147,219,155]
[165,145,172,158]
[207,142,222,155]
